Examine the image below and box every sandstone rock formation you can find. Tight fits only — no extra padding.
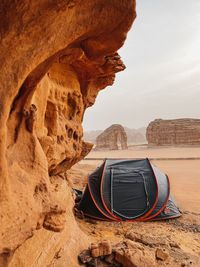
[0,0,136,265]
[96,124,128,150]
[146,119,200,146]
[79,240,157,267]
[84,127,147,144]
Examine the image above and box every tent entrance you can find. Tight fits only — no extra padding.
[111,168,150,219]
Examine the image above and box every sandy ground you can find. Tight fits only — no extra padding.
[86,145,200,159]
[69,146,200,266]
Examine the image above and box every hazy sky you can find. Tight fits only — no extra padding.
[83,0,200,131]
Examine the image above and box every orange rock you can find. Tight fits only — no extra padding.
[114,241,157,267]
[91,241,112,258]
[0,0,136,264]
[155,248,169,261]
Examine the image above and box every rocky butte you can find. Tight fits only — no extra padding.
[146,119,200,146]
[96,124,128,150]
[0,0,136,266]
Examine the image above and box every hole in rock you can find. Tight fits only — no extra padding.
[68,128,73,138]
[73,131,78,141]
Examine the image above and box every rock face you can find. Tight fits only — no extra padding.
[96,124,128,150]
[146,119,200,146]
[79,240,157,267]
[0,0,136,265]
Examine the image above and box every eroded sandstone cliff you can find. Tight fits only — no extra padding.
[147,119,200,146]
[0,0,136,266]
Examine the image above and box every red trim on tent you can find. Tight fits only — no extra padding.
[151,214,181,221]
[87,168,115,221]
[143,174,170,221]
[100,160,121,221]
[83,212,109,221]
[136,159,159,221]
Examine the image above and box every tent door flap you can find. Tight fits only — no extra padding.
[110,168,150,220]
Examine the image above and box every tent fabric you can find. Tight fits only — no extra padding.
[77,158,181,221]
[152,195,181,220]
[143,166,170,221]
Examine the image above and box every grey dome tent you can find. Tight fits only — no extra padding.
[77,159,181,221]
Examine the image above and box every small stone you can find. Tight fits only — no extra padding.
[91,243,99,258]
[104,253,114,264]
[87,258,98,267]
[170,242,181,249]
[101,240,112,255]
[78,249,92,264]
[155,248,169,261]
[90,240,112,258]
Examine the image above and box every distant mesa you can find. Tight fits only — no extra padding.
[146,118,200,146]
[95,124,128,150]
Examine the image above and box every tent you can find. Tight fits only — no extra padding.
[77,159,181,221]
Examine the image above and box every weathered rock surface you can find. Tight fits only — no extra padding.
[114,240,157,267]
[146,119,200,146]
[155,248,169,261]
[96,124,128,150]
[79,240,157,267]
[0,0,136,265]
[78,226,200,267]
[90,240,112,258]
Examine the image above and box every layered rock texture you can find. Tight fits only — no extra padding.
[147,119,200,146]
[96,124,128,150]
[0,0,136,266]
